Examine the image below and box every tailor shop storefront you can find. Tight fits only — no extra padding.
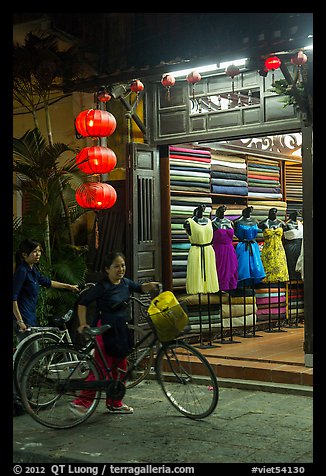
[90,50,312,367]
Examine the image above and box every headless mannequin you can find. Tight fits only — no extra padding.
[284,210,300,231]
[233,206,257,230]
[184,204,208,235]
[211,205,234,230]
[258,208,285,231]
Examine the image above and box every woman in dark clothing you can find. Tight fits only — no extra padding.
[71,251,159,415]
[13,239,79,341]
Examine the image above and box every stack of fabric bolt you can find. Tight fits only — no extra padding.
[254,283,287,324]
[179,291,257,336]
[247,157,282,200]
[287,281,304,323]
[210,152,248,197]
[169,146,212,290]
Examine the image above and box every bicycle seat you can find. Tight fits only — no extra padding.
[52,309,73,326]
[83,324,111,337]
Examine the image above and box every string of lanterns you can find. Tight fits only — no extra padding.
[159,49,307,102]
[74,102,118,212]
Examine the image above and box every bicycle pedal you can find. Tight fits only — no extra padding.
[117,367,127,374]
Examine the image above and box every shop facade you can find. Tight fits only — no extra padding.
[115,60,313,367]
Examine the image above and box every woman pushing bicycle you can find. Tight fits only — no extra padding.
[71,251,160,416]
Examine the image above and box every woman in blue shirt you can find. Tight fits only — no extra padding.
[13,239,79,341]
[71,251,159,415]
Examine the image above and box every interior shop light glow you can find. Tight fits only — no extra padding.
[169,58,248,79]
[170,64,218,78]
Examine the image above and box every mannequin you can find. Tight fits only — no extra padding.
[284,210,300,231]
[233,206,257,230]
[184,204,208,235]
[212,205,238,291]
[283,210,303,280]
[258,208,286,231]
[184,204,219,294]
[233,206,265,285]
[259,208,289,282]
[211,205,234,230]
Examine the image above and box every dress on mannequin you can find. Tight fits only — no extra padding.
[211,205,238,291]
[233,206,265,285]
[258,208,289,282]
[283,211,303,280]
[184,205,219,294]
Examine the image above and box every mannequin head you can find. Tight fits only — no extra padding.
[215,205,227,219]
[289,210,298,221]
[193,204,206,218]
[242,206,253,219]
[268,208,278,220]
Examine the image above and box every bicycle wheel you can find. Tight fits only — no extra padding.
[13,332,62,396]
[20,344,101,429]
[155,341,219,419]
[125,325,155,389]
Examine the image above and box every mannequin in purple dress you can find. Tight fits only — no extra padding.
[211,205,238,291]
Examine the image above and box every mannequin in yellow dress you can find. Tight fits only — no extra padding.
[258,208,289,282]
[184,205,219,294]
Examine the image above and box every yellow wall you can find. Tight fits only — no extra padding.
[13,18,146,246]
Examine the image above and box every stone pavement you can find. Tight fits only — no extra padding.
[12,379,313,466]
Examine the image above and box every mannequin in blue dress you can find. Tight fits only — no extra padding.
[233,206,265,285]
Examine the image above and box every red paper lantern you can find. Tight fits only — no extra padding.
[97,91,111,103]
[76,146,117,174]
[225,64,240,93]
[186,71,201,100]
[75,109,116,137]
[186,71,201,85]
[291,50,308,66]
[161,74,176,101]
[75,182,117,210]
[264,56,282,71]
[130,79,144,93]
[225,64,240,78]
[291,50,308,84]
[161,74,176,88]
[264,56,282,85]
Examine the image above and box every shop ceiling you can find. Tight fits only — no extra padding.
[13,12,313,93]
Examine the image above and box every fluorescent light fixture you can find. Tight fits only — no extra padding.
[168,58,248,78]
[169,64,218,78]
[303,44,313,50]
[219,58,247,68]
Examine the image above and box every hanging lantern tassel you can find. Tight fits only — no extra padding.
[130,80,144,110]
[264,55,282,86]
[291,50,308,85]
[225,64,240,93]
[186,71,201,101]
[94,211,99,250]
[161,74,176,101]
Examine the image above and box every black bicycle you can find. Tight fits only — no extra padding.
[19,291,219,429]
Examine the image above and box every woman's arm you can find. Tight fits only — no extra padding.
[76,304,89,334]
[51,281,79,293]
[13,301,28,331]
[141,281,160,293]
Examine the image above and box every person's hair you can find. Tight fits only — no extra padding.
[103,251,126,271]
[14,239,40,270]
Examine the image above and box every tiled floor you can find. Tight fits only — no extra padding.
[190,325,313,386]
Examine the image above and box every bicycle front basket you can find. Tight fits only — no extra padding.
[147,291,189,342]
